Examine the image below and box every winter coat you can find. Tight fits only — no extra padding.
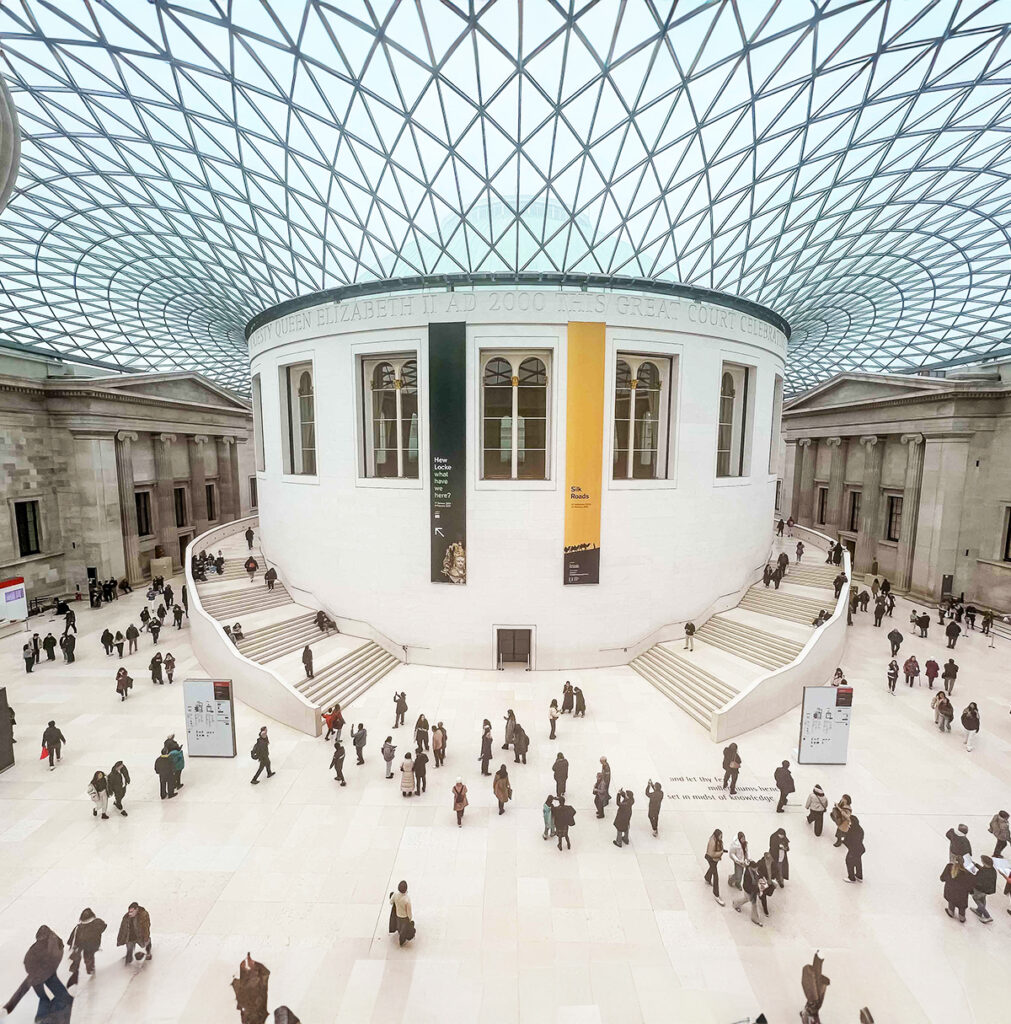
[924,659,939,679]
[264,568,277,584]
[126,625,139,641]
[154,753,175,779]
[961,708,980,732]
[413,751,428,776]
[23,926,64,985]
[42,725,65,749]
[553,803,575,830]
[887,630,903,646]
[574,690,586,714]
[946,829,971,860]
[503,715,516,746]
[942,661,958,680]
[830,800,852,832]
[168,748,184,774]
[353,727,367,750]
[614,791,634,830]
[973,864,998,895]
[774,766,795,794]
[552,757,568,785]
[989,813,1010,843]
[252,736,270,763]
[940,863,974,909]
[722,746,741,770]
[68,913,107,953]
[400,760,415,792]
[902,657,919,678]
[452,783,468,811]
[480,733,492,760]
[382,741,397,764]
[232,958,270,1024]
[432,726,445,751]
[108,764,131,797]
[512,725,529,755]
[116,907,151,947]
[945,621,961,639]
[705,835,724,860]
[805,790,828,814]
[842,821,865,855]
[493,773,511,804]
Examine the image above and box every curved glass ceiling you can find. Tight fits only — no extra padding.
[2,1,1011,392]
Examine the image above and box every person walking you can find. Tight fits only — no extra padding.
[542,794,556,840]
[548,698,559,739]
[479,725,492,776]
[87,770,110,820]
[924,657,939,689]
[832,572,847,599]
[250,727,274,784]
[776,518,785,536]
[414,714,430,752]
[117,902,151,963]
[805,785,828,836]
[612,788,634,847]
[886,628,903,657]
[704,829,726,905]
[64,607,77,635]
[493,764,511,814]
[161,652,175,685]
[399,753,415,797]
[945,618,961,649]
[774,760,795,812]
[902,655,919,688]
[125,623,139,654]
[150,652,163,685]
[66,908,107,988]
[830,794,852,847]
[885,659,898,694]
[732,861,765,926]
[843,815,865,882]
[108,760,130,815]
[264,567,277,592]
[172,604,184,629]
[389,881,414,946]
[452,778,468,827]
[42,720,65,771]
[393,691,408,729]
[301,644,313,680]
[231,953,270,1024]
[244,555,258,583]
[763,563,772,587]
[729,832,749,889]
[101,628,114,656]
[155,747,176,799]
[351,724,367,764]
[933,691,954,732]
[940,861,974,921]
[573,687,586,717]
[64,631,77,662]
[181,584,188,617]
[330,740,346,785]
[645,779,664,836]
[961,702,980,751]
[1,925,68,1015]
[245,525,255,550]
[941,658,958,694]
[552,752,568,799]
[873,597,886,627]
[796,540,805,562]
[413,747,428,794]
[769,828,790,887]
[512,723,529,764]
[988,809,1010,857]
[683,621,695,651]
[722,742,741,795]
[114,667,132,701]
[148,619,161,645]
[432,722,447,767]
[501,710,516,751]
[381,737,397,779]
[553,799,575,851]
[970,856,997,923]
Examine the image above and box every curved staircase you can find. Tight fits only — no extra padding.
[296,642,400,711]
[630,645,738,727]
[695,614,803,670]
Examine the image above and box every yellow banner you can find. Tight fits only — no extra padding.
[563,322,606,584]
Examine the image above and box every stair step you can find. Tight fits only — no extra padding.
[695,616,800,670]
[740,588,833,625]
[237,614,326,662]
[629,657,714,728]
[310,653,400,711]
[296,642,399,710]
[648,646,738,703]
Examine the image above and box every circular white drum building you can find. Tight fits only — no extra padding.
[246,274,788,670]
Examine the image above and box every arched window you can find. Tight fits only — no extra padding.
[716,363,751,478]
[364,355,420,478]
[482,352,551,480]
[612,355,672,479]
[280,361,317,475]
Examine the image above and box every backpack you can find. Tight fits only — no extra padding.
[250,746,258,760]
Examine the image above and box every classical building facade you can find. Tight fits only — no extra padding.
[0,351,255,600]
[781,363,1011,610]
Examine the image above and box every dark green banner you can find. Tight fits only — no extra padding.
[429,322,467,584]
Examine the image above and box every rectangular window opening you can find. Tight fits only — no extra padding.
[886,495,903,542]
[134,491,153,537]
[612,353,675,481]
[173,486,188,528]
[279,361,316,476]
[14,500,41,557]
[848,491,862,532]
[249,476,258,509]
[362,355,420,479]
[716,361,753,478]
[205,483,216,522]
[817,486,828,524]
[481,351,551,481]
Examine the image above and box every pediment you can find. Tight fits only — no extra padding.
[786,374,943,412]
[96,373,249,411]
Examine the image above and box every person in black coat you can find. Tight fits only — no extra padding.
[645,780,664,836]
[301,645,313,679]
[413,748,428,794]
[945,620,961,649]
[351,724,367,764]
[774,760,795,812]
[250,727,274,784]
[940,861,974,921]
[42,632,57,660]
[393,691,408,728]
[108,761,130,815]
[245,526,255,550]
[479,726,492,776]
[42,721,65,770]
[722,742,741,794]
[762,563,772,587]
[330,740,346,785]
[63,632,76,663]
[125,623,140,654]
[553,799,575,851]
[172,604,184,628]
[970,855,998,922]
[552,752,568,798]
[149,652,163,685]
[63,608,77,635]
[573,687,586,717]
[264,567,278,591]
[67,908,107,987]
[1,924,67,1015]
[613,789,634,847]
[100,629,114,656]
[769,828,790,887]
[843,815,865,882]
[512,724,529,764]
[886,628,903,657]
[832,572,848,598]
[154,748,176,799]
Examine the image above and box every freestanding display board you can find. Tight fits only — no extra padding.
[798,685,852,764]
[0,576,28,626]
[183,678,236,757]
[0,686,14,774]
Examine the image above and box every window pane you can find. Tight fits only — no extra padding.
[520,417,546,451]
[401,390,419,478]
[518,356,546,385]
[517,448,546,479]
[483,357,512,385]
[372,361,395,389]
[15,501,41,557]
[484,385,512,418]
[632,448,657,479]
[483,447,512,479]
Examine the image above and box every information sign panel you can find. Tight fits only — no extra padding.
[183,678,236,757]
[798,685,852,764]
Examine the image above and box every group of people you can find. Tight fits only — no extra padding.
[939,818,1011,924]
[88,575,132,606]
[190,548,226,581]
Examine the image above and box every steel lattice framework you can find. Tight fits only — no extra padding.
[2,0,1011,392]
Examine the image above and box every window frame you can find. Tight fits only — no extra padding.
[249,476,258,510]
[14,499,42,557]
[479,348,552,483]
[885,494,903,542]
[361,353,420,480]
[768,373,784,476]
[134,490,153,538]
[173,486,189,529]
[714,360,755,482]
[611,352,674,482]
[816,486,828,525]
[278,358,318,479]
[251,372,265,472]
[205,482,217,522]
[848,490,862,532]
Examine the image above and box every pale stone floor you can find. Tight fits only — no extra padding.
[0,575,1008,1023]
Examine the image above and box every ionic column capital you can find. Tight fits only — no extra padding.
[859,435,878,448]
[900,432,924,445]
[115,430,138,443]
[157,432,177,445]
[797,437,813,448]
[191,434,210,445]
[218,435,236,446]
[824,436,843,448]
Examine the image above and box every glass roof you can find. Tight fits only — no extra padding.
[2,0,1011,393]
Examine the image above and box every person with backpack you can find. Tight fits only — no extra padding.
[244,555,258,582]
[452,778,468,827]
[250,727,273,784]
[961,702,980,751]
[264,567,278,591]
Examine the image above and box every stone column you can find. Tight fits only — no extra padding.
[217,435,236,521]
[188,435,209,534]
[785,440,800,516]
[114,430,143,584]
[895,433,925,591]
[854,435,882,574]
[797,438,816,524]
[153,433,177,561]
[910,434,970,600]
[230,439,243,516]
[823,436,848,536]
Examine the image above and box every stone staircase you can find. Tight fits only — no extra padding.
[695,614,803,670]
[236,611,323,663]
[294,641,400,710]
[780,562,840,588]
[740,585,833,625]
[197,549,269,582]
[200,581,293,620]
[629,645,739,728]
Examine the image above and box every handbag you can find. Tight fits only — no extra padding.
[403,919,416,941]
[40,745,48,760]
[388,903,397,934]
